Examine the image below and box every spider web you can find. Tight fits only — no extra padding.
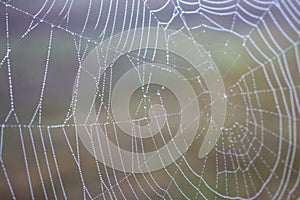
[0,0,299,199]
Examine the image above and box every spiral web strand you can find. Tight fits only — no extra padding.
[0,0,299,199]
